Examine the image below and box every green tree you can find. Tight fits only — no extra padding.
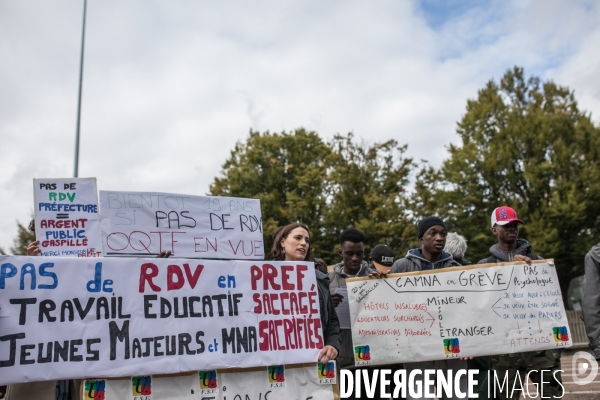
[412,67,600,290]
[0,218,36,255]
[324,134,417,259]
[210,128,332,259]
[210,129,418,263]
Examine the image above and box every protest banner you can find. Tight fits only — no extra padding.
[347,260,572,366]
[98,191,263,259]
[34,178,102,258]
[81,364,337,400]
[0,256,323,385]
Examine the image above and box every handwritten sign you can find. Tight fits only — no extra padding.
[347,260,572,365]
[34,178,102,257]
[82,365,335,399]
[99,191,264,259]
[0,256,322,385]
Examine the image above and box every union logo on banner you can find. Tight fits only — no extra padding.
[553,326,569,342]
[267,365,286,388]
[317,360,337,384]
[443,338,460,354]
[198,370,219,395]
[131,375,152,399]
[354,345,371,366]
[84,379,105,400]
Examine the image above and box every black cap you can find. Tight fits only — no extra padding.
[370,244,395,272]
[370,244,395,267]
[418,216,446,239]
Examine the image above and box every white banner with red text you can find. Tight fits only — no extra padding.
[0,256,322,385]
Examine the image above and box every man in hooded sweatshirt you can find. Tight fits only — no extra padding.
[582,244,600,360]
[391,216,459,273]
[390,216,465,399]
[478,206,562,400]
[329,228,374,369]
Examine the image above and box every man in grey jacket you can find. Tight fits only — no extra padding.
[329,228,374,369]
[583,243,600,360]
[391,216,465,400]
[477,206,540,265]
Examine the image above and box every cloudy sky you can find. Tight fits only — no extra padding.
[1,0,599,250]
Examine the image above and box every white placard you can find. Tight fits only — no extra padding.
[99,191,264,259]
[34,178,102,257]
[347,260,572,365]
[0,256,322,385]
[82,365,335,400]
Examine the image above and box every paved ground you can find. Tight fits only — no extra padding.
[521,348,600,399]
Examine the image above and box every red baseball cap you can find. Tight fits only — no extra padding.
[491,206,524,228]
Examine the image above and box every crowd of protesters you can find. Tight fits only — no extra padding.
[4,203,600,400]
[268,205,567,400]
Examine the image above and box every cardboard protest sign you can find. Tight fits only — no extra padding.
[347,260,571,365]
[0,256,323,385]
[34,178,102,257]
[81,364,336,400]
[98,191,264,259]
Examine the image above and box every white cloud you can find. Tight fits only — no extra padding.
[0,0,598,250]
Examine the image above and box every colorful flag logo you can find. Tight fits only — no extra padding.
[268,365,285,383]
[132,376,152,396]
[443,338,460,354]
[84,379,105,400]
[318,361,336,379]
[553,326,569,342]
[354,345,371,361]
[199,370,218,389]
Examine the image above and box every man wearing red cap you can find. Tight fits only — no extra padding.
[478,206,537,264]
[479,206,562,399]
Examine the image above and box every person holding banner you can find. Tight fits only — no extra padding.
[332,238,401,400]
[4,222,57,400]
[390,216,466,400]
[478,206,562,400]
[271,223,340,363]
[445,232,495,400]
[329,228,375,369]
[391,217,460,273]
[583,242,600,361]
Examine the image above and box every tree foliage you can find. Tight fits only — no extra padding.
[210,128,332,259]
[210,129,417,262]
[323,134,417,258]
[0,219,35,256]
[412,67,600,289]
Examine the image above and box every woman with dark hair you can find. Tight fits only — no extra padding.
[271,223,340,363]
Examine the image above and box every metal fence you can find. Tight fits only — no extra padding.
[566,309,588,348]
